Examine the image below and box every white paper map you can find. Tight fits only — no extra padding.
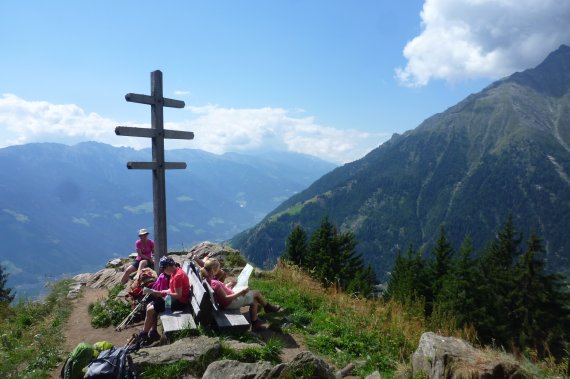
[233,264,254,292]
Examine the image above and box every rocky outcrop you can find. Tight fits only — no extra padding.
[187,241,240,261]
[73,268,123,289]
[412,332,524,379]
[131,336,221,370]
[130,339,337,379]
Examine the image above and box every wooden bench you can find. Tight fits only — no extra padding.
[203,280,250,332]
[185,260,250,332]
[160,260,251,334]
[158,262,196,334]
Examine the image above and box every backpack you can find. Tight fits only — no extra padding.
[60,342,97,379]
[83,346,136,379]
[128,268,157,301]
[151,272,170,291]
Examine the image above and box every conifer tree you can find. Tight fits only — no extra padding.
[283,224,308,266]
[477,215,522,345]
[437,234,480,327]
[386,244,429,304]
[306,216,335,282]
[430,225,454,307]
[305,217,375,295]
[512,232,570,356]
[0,264,14,305]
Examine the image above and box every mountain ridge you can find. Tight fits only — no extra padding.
[0,142,336,297]
[231,45,570,278]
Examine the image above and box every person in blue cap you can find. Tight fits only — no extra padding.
[138,256,190,344]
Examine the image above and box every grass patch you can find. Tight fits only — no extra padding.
[88,284,131,328]
[0,279,73,378]
[250,265,422,377]
[220,338,282,364]
[141,360,194,379]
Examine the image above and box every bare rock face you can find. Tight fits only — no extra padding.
[412,332,524,379]
[73,268,123,289]
[187,241,240,261]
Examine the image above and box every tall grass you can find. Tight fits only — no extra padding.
[251,264,432,376]
[0,279,72,378]
[250,263,567,378]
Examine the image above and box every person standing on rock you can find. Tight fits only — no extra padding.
[138,256,191,344]
[121,228,155,285]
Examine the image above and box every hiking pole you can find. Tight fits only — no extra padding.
[116,293,151,331]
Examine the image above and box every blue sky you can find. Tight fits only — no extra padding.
[1,0,569,163]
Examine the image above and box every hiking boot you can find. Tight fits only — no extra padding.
[264,303,281,313]
[251,318,264,331]
[147,330,161,344]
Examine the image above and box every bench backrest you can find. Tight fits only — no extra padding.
[187,265,213,326]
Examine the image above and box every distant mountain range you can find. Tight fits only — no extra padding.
[0,143,335,298]
[231,45,570,279]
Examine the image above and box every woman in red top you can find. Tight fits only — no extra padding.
[138,256,190,343]
[200,259,280,331]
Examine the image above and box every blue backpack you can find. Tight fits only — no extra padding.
[83,346,136,379]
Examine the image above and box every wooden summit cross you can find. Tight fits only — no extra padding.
[115,70,194,263]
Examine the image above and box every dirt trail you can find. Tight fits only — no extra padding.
[50,287,144,379]
[50,287,307,378]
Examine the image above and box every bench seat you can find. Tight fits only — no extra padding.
[160,310,196,333]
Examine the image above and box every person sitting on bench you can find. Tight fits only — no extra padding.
[200,259,280,331]
[191,254,228,282]
[138,256,191,343]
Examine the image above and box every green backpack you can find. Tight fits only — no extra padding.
[60,342,97,379]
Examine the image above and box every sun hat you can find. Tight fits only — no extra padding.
[138,228,150,236]
[159,256,176,269]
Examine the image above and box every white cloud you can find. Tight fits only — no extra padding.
[173,90,191,96]
[397,0,570,86]
[0,94,386,163]
[0,94,117,146]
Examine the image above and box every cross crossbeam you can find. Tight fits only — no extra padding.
[115,70,193,263]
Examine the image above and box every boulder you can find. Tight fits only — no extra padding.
[268,351,337,379]
[364,371,382,379]
[73,268,123,289]
[202,360,273,379]
[187,241,240,261]
[412,332,524,379]
[106,258,124,268]
[131,336,221,370]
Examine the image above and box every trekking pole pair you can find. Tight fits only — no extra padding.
[116,293,151,331]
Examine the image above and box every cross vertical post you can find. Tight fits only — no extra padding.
[115,70,194,264]
[151,71,167,264]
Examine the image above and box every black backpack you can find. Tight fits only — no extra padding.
[83,346,137,379]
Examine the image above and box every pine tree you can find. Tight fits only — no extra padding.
[386,244,429,304]
[283,224,308,266]
[305,217,375,295]
[306,217,335,284]
[512,232,570,356]
[346,264,377,297]
[437,234,480,327]
[477,216,522,345]
[0,264,14,305]
[430,225,454,306]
